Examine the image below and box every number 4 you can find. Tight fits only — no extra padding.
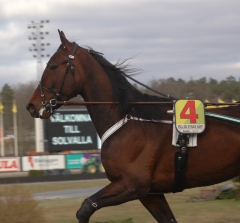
[180,101,198,123]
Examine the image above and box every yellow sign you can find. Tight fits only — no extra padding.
[12,100,17,113]
[0,102,4,114]
[175,100,205,134]
[218,98,228,108]
[205,99,217,109]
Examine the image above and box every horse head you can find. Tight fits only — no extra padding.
[26,30,86,119]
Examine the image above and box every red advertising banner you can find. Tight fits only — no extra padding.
[0,157,20,172]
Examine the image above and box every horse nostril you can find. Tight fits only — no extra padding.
[27,103,35,114]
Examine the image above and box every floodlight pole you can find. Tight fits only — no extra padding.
[27,20,50,153]
[27,20,50,80]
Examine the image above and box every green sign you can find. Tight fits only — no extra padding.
[66,154,84,169]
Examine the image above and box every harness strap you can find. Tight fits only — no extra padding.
[41,86,63,101]
[101,115,172,145]
[205,112,240,124]
[58,63,70,96]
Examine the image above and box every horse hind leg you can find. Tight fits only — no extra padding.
[139,194,177,223]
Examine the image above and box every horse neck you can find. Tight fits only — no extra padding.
[79,58,120,138]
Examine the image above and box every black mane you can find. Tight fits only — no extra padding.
[85,47,172,120]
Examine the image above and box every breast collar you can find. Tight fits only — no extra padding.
[101,114,172,145]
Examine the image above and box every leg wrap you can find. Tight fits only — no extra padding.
[86,198,99,211]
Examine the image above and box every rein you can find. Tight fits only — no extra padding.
[55,100,240,107]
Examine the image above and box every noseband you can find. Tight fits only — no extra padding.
[38,43,78,117]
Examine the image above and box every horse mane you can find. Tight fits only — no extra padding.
[84,47,172,120]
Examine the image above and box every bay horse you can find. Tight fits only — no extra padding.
[26,30,240,223]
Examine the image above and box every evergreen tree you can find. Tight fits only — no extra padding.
[1,84,13,135]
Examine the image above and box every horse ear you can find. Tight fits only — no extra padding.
[58,29,71,49]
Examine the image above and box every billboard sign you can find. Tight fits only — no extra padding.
[66,154,84,169]
[22,155,65,171]
[0,157,20,172]
[65,153,101,169]
[44,109,100,152]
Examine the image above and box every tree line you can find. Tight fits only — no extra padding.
[1,75,239,155]
[137,76,240,102]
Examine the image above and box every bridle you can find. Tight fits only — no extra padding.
[38,43,79,117]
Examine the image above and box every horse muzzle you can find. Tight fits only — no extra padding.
[26,103,49,119]
[26,103,40,118]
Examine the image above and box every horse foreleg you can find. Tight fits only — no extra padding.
[139,194,177,223]
[76,181,142,223]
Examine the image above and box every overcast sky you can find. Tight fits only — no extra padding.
[0,0,240,91]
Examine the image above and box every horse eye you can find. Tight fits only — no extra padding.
[50,64,58,70]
